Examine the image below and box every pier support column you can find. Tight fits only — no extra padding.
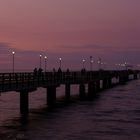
[79,84,86,100]
[65,84,71,101]
[88,82,96,99]
[107,78,112,88]
[125,75,129,82]
[20,90,29,116]
[119,76,126,85]
[47,86,56,107]
[134,74,138,80]
[103,79,108,89]
[96,80,100,92]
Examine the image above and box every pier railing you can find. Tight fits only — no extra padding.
[0,70,139,93]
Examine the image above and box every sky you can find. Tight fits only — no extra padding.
[0,0,140,71]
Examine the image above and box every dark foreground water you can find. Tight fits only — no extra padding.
[1,80,140,140]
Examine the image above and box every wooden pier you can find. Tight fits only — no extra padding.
[0,70,139,116]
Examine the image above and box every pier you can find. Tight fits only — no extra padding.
[0,70,139,117]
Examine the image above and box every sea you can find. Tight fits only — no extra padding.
[0,79,140,140]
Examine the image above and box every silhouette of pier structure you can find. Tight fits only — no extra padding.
[0,70,139,117]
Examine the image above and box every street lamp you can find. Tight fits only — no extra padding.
[59,57,62,69]
[39,54,42,69]
[44,56,47,72]
[12,51,15,73]
[101,62,106,70]
[98,57,101,70]
[124,62,127,70]
[82,59,85,69]
[90,56,93,71]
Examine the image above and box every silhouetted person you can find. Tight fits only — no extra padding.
[57,67,62,81]
[53,68,56,73]
[38,68,43,77]
[66,68,70,73]
[15,73,18,82]
[58,67,62,73]
[33,68,37,77]
[81,68,86,75]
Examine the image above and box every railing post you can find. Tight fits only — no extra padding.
[27,73,31,88]
[9,73,11,88]
[15,73,18,88]
[2,74,5,91]
[22,73,24,87]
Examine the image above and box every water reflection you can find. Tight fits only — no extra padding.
[1,81,140,140]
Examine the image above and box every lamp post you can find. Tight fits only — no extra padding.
[90,56,93,71]
[59,58,62,69]
[82,59,85,69]
[124,62,127,70]
[12,51,15,73]
[98,57,101,70]
[44,56,47,72]
[39,54,42,69]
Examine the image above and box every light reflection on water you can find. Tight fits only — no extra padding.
[1,80,140,140]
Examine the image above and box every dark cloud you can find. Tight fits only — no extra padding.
[58,44,111,50]
[0,42,13,54]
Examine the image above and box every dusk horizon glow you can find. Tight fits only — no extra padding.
[0,0,140,70]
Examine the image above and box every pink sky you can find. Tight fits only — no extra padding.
[0,0,140,70]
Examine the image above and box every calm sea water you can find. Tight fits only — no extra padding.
[0,80,140,140]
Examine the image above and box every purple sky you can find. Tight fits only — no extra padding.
[0,0,140,71]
